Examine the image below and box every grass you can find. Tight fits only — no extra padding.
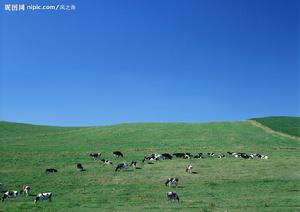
[252,116,300,137]
[0,118,300,211]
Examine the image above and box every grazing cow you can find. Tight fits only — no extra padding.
[166,191,179,202]
[20,185,30,197]
[186,164,193,174]
[165,178,179,187]
[162,153,173,160]
[113,151,124,157]
[34,192,52,203]
[45,168,58,173]
[130,161,137,169]
[115,163,129,171]
[101,159,113,165]
[207,152,215,157]
[90,153,101,159]
[194,153,204,159]
[2,191,18,202]
[77,163,86,171]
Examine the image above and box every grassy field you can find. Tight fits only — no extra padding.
[0,118,299,211]
[252,116,300,137]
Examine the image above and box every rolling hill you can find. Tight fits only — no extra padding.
[0,117,299,211]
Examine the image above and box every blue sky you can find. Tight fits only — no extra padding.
[0,0,299,126]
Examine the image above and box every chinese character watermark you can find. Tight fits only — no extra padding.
[4,3,76,12]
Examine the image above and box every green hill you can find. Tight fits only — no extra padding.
[252,116,300,137]
[0,118,299,211]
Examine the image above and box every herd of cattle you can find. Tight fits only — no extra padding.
[1,150,268,204]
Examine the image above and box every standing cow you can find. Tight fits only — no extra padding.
[2,191,18,202]
[34,192,52,203]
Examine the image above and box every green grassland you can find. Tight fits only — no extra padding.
[0,118,299,211]
[252,116,300,137]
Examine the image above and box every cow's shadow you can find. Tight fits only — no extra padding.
[192,171,198,174]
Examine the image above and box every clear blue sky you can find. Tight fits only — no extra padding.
[0,0,299,126]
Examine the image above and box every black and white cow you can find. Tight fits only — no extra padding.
[113,151,124,157]
[194,153,204,159]
[142,153,161,162]
[173,153,185,158]
[161,153,173,160]
[165,178,179,187]
[130,161,137,169]
[217,154,225,158]
[207,152,215,157]
[173,153,191,159]
[34,192,52,203]
[20,185,30,197]
[2,191,18,202]
[240,153,252,159]
[101,159,113,165]
[227,152,242,158]
[254,153,269,159]
[261,154,268,159]
[45,168,58,173]
[185,152,193,158]
[166,191,180,202]
[90,153,101,159]
[186,164,193,174]
[115,163,129,171]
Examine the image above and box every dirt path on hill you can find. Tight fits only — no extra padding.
[247,120,300,142]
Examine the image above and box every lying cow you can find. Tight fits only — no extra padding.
[90,153,101,159]
[101,159,113,165]
[142,153,161,162]
[77,163,86,171]
[194,153,204,159]
[165,178,179,187]
[113,151,124,157]
[45,168,58,173]
[34,192,52,203]
[115,163,129,171]
[2,191,18,202]
[254,153,269,159]
[217,154,225,158]
[20,185,30,197]
[173,153,191,159]
[166,191,179,202]
[161,153,173,160]
[207,152,215,157]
